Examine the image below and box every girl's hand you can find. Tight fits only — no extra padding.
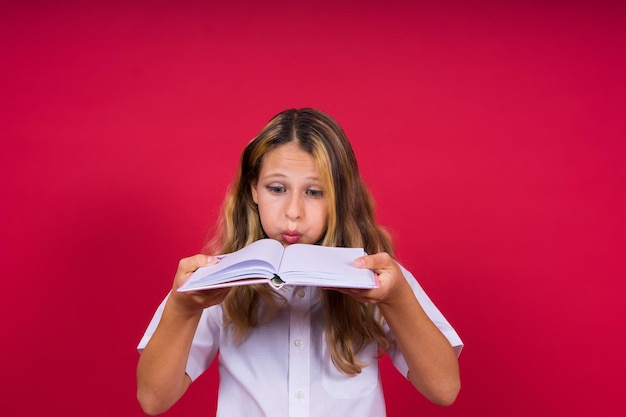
[335,252,410,305]
[137,254,229,414]
[344,253,461,405]
[168,254,231,314]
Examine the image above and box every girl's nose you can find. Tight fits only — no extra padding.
[285,194,303,220]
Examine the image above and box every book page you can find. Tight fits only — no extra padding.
[178,239,285,291]
[278,244,377,288]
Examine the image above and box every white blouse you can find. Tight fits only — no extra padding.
[138,266,463,417]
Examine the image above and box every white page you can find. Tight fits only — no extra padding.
[180,239,284,290]
[278,244,376,288]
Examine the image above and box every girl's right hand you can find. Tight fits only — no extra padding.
[168,254,231,314]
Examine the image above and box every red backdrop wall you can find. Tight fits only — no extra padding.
[1,1,624,416]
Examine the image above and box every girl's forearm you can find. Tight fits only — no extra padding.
[136,293,203,415]
[378,287,460,406]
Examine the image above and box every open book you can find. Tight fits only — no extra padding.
[177,239,378,291]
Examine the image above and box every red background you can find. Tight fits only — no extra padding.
[1,1,625,416]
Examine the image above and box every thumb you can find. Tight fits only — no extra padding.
[354,255,372,269]
[354,252,393,271]
[205,255,221,266]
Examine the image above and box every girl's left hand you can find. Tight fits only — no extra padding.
[334,252,410,305]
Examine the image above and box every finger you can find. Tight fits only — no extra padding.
[354,252,393,270]
[178,254,220,274]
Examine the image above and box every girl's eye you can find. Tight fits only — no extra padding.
[267,185,286,194]
[306,189,324,198]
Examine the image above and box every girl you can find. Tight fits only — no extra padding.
[137,108,463,416]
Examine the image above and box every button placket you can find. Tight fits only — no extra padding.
[288,287,311,417]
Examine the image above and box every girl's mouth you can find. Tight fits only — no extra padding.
[282,231,301,244]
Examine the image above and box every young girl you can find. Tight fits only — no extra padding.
[137,108,463,416]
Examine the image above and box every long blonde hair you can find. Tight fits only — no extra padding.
[206,108,393,375]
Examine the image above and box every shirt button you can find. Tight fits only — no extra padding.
[295,391,305,399]
[294,338,303,348]
[296,289,305,298]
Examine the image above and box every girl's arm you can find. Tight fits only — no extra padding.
[348,253,461,406]
[136,255,229,415]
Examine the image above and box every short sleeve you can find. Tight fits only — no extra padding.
[137,293,222,381]
[385,266,463,378]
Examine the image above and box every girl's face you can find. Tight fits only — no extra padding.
[251,142,329,247]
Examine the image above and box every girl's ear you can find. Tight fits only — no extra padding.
[251,181,258,204]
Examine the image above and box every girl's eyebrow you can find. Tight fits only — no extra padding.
[261,172,320,182]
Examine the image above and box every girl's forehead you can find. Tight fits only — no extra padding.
[263,142,310,162]
[258,143,320,179]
